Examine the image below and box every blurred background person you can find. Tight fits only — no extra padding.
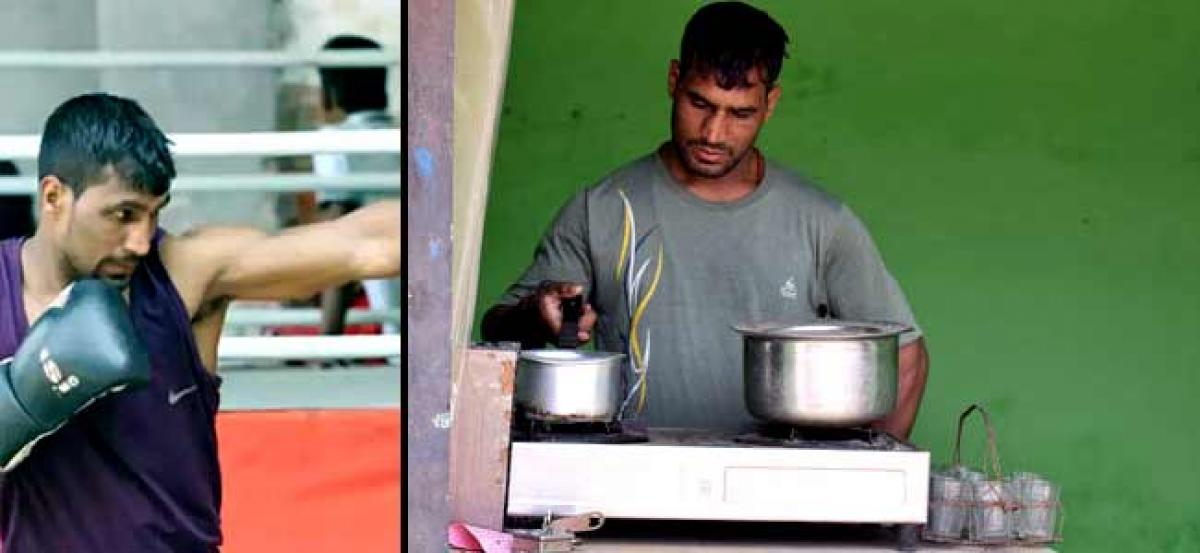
[306,34,400,337]
[0,161,34,240]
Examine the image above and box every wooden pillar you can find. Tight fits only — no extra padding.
[406,0,454,549]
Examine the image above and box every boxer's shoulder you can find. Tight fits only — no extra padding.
[158,226,268,318]
[163,225,268,257]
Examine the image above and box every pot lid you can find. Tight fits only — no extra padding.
[732,320,911,340]
[519,349,626,363]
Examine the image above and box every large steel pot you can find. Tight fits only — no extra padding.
[734,321,910,427]
[515,350,625,422]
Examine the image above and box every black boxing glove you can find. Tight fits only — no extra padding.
[0,279,151,471]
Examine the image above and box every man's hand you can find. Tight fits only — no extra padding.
[481,281,597,349]
[527,281,598,346]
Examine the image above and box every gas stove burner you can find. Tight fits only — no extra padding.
[758,423,879,442]
[734,424,912,451]
[511,415,649,444]
[513,427,649,444]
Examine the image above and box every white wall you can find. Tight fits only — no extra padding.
[0,0,399,233]
[0,0,100,176]
[276,0,402,114]
[95,0,283,233]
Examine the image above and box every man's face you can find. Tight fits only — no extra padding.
[668,61,781,179]
[45,171,169,289]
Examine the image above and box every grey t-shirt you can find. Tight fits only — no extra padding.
[500,153,920,430]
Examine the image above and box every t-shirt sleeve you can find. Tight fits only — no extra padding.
[496,192,593,306]
[823,205,923,345]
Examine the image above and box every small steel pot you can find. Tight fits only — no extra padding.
[735,321,909,427]
[515,350,625,423]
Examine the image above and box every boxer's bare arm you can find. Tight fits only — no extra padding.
[161,200,399,372]
[160,200,401,319]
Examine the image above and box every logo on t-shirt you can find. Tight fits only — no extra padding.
[780,277,798,300]
[168,385,199,405]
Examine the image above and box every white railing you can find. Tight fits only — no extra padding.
[217,335,401,361]
[0,129,402,159]
[0,50,398,68]
[224,307,401,328]
[0,173,401,194]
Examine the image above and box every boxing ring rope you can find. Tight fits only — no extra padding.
[218,335,400,361]
[0,173,400,194]
[0,50,398,68]
[224,307,401,328]
[0,129,403,159]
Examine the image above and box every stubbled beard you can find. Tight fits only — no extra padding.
[91,258,140,291]
[673,139,748,179]
[94,274,131,290]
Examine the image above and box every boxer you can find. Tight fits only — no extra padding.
[0,92,400,552]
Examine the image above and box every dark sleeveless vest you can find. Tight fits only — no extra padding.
[0,231,222,552]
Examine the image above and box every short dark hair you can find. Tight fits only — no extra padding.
[319,34,388,113]
[37,93,175,197]
[678,1,790,89]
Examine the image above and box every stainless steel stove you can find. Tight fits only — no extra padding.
[506,426,929,527]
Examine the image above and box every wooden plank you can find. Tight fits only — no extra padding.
[406,0,454,549]
[449,0,514,373]
[449,347,519,529]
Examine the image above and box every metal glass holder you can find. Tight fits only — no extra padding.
[922,404,1064,546]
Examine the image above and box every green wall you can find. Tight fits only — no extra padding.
[474,2,1200,550]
